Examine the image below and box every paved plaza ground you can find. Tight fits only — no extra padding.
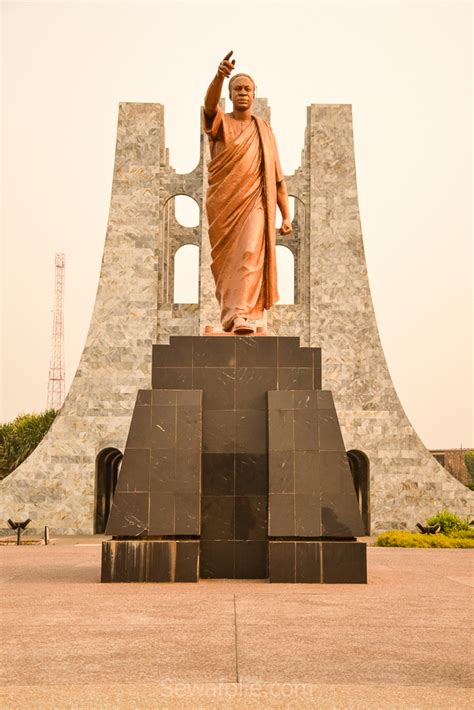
[0,540,472,709]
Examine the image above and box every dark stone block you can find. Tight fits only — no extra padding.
[319,409,345,451]
[149,449,175,491]
[293,391,318,410]
[201,496,234,540]
[101,540,198,583]
[313,350,322,390]
[268,542,295,583]
[236,336,277,367]
[278,337,312,367]
[235,496,267,540]
[294,409,318,451]
[175,448,200,491]
[101,540,172,583]
[321,541,367,584]
[268,389,293,410]
[268,408,294,452]
[316,390,333,409]
[126,404,152,449]
[313,368,322,391]
[136,389,152,406]
[235,410,267,454]
[175,541,199,582]
[150,405,176,449]
[152,390,176,406]
[235,541,267,579]
[320,451,364,537]
[202,454,235,495]
[294,450,319,494]
[193,336,236,368]
[176,405,201,450]
[176,389,202,406]
[193,368,235,410]
[153,337,193,367]
[312,348,322,372]
[115,448,150,492]
[295,542,321,583]
[149,491,174,534]
[268,493,295,536]
[175,493,200,535]
[319,450,351,499]
[321,506,355,537]
[152,367,193,390]
[278,368,314,391]
[235,367,277,410]
[295,493,321,537]
[202,409,236,453]
[235,454,267,495]
[268,451,294,494]
[105,492,148,536]
[200,541,235,578]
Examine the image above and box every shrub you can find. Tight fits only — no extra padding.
[426,509,470,535]
[376,530,474,548]
[0,409,58,480]
[447,529,474,540]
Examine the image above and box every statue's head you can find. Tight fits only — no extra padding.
[229,73,255,111]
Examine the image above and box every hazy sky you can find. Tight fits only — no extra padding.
[1,0,472,449]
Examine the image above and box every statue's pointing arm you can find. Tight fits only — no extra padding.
[204,51,235,117]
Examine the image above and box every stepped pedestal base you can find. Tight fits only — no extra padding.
[269,540,367,584]
[101,540,199,583]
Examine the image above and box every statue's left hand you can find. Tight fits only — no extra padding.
[279,218,292,235]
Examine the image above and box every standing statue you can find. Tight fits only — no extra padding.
[204,51,292,334]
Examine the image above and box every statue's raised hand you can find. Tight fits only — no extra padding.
[218,51,236,79]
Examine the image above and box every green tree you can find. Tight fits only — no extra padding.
[0,409,58,480]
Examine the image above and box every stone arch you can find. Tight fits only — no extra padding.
[160,194,200,305]
[173,244,200,304]
[95,447,123,534]
[174,195,200,228]
[347,450,370,535]
[275,194,306,305]
[276,245,295,304]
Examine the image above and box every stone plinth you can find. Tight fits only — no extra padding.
[101,335,366,584]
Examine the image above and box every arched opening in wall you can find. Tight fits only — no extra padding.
[173,244,199,303]
[276,245,295,304]
[174,195,200,227]
[95,448,123,534]
[347,450,370,535]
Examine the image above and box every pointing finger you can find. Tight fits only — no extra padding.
[224,50,234,61]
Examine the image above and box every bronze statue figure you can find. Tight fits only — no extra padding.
[203,51,292,334]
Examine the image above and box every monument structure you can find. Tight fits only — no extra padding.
[1,54,472,555]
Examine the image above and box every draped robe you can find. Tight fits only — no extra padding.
[204,107,283,331]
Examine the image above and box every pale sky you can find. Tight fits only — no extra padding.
[1,0,472,449]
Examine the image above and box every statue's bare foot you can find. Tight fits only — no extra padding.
[232,317,255,335]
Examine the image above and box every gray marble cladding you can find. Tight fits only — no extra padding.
[1,100,472,535]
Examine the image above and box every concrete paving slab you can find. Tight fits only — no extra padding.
[0,543,472,709]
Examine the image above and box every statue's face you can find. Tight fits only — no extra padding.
[229,75,255,112]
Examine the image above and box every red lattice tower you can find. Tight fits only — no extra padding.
[47,253,66,410]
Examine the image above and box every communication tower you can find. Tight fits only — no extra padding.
[46,253,66,410]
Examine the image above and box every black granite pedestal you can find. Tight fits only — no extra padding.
[100,336,367,584]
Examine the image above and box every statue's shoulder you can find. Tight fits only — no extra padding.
[254,115,273,132]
